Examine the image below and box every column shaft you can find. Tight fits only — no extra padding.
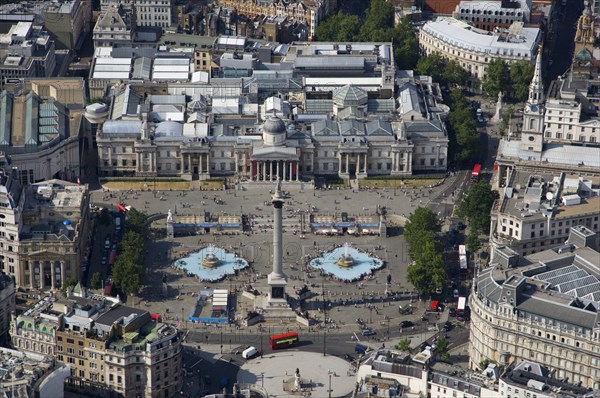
[296,162,299,181]
[345,154,349,174]
[50,262,56,290]
[30,262,35,290]
[60,262,66,288]
[289,162,292,181]
[270,161,274,181]
[39,262,45,290]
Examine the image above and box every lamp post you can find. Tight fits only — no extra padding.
[220,330,223,354]
[328,369,332,398]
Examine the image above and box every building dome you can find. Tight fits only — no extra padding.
[333,85,368,107]
[262,115,287,146]
[263,115,287,135]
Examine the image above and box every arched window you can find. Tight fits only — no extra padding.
[529,118,537,130]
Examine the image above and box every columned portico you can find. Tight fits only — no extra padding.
[181,150,210,181]
[338,151,368,178]
[249,159,301,182]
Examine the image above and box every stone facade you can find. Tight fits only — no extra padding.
[419,17,541,79]
[470,228,600,390]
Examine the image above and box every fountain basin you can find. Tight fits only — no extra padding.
[174,246,249,282]
[309,245,383,281]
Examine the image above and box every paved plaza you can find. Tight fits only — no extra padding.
[88,176,471,396]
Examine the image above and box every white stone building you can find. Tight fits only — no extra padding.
[93,5,135,48]
[135,0,172,28]
[419,17,541,79]
[470,227,600,390]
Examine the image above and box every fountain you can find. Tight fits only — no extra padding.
[309,244,384,281]
[174,245,249,282]
[202,244,221,268]
[336,243,355,267]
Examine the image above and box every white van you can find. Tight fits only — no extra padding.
[242,346,258,359]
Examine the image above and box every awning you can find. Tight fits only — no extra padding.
[220,223,241,227]
[310,223,333,227]
[358,223,379,227]
[334,222,355,227]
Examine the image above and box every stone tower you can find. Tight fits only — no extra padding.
[520,46,545,154]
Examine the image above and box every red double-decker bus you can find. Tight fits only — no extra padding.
[269,332,299,350]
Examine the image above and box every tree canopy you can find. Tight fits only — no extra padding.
[90,272,102,290]
[404,207,446,295]
[510,61,534,102]
[482,59,511,97]
[436,335,450,361]
[415,53,469,87]
[458,180,499,234]
[315,0,418,70]
[395,338,412,352]
[112,209,148,296]
[404,207,441,243]
[447,89,480,164]
[315,12,360,42]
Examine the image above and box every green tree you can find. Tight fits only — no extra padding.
[407,237,446,295]
[482,59,511,97]
[112,257,142,296]
[404,207,441,243]
[395,338,412,352]
[90,272,102,290]
[358,0,394,41]
[479,358,495,370]
[61,276,78,297]
[315,12,360,41]
[406,229,438,262]
[510,60,533,101]
[447,89,480,163]
[443,60,469,87]
[392,19,419,70]
[458,180,500,234]
[125,208,147,235]
[436,336,450,361]
[415,52,446,83]
[466,228,482,254]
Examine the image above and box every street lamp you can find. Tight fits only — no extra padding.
[328,369,333,398]
[220,330,223,354]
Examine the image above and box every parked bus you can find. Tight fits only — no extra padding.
[457,296,470,320]
[269,332,299,350]
[471,164,482,179]
[458,245,468,270]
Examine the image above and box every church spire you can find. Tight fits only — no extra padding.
[528,45,544,105]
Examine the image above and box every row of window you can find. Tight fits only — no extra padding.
[545,131,597,142]
[459,9,523,17]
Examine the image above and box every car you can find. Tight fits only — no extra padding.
[453,289,460,299]
[400,321,414,328]
[361,328,376,336]
[449,307,456,317]
[443,321,453,331]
